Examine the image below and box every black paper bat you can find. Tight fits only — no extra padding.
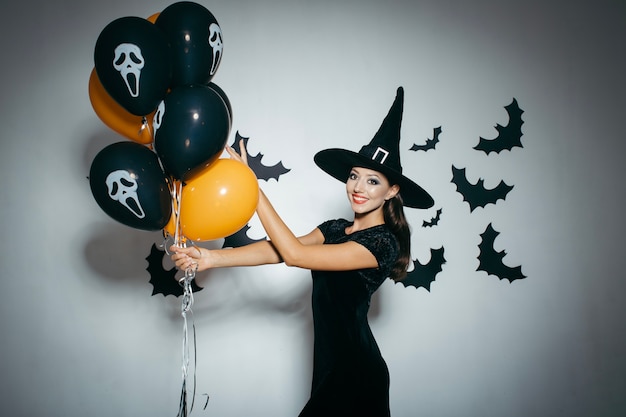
[451,166,513,212]
[146,243,203,297]
[477,224,525,282]
[410,126,441,152]
[422,208,442,228]
[401,247,446,291]
[474,98,524,154]
[231,131,291,181]
[223,224,266,248]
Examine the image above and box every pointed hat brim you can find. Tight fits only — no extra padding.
[314,148,434,209]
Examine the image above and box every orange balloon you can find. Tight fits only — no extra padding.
[164,211,176,238]
[146,12,160,23]
[88,68,155,145]
[180,159,259,241]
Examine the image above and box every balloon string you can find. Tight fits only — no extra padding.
[169,178,199,416]
[177,264,197,417]
[173,180,183,247]
[162,179,181,256]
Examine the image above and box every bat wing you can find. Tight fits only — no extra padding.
[422,208,442,228]
[146,244,202,297]
[477,224,526,282]
[451,166,513,212]
[223,224,266,248]
[410,126,441,152]
[232,132,291,181]
[474,98,524,154]
[401,247,446,291]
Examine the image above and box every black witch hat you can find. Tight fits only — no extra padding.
[314,87,434,209]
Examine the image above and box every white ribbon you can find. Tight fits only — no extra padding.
[177,264,197,417]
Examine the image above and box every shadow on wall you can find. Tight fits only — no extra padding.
[83,221,159,283]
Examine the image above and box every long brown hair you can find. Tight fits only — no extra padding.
[383,193,411,281]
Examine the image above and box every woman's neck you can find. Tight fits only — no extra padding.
[349,209,385,233]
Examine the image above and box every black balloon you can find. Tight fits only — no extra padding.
[207,82,233,124]
[154,85,231,181]
[155,1,223,87]
[89,142,172,231]
[94,16,172,116]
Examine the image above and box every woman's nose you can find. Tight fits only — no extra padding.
[353,179,363,193]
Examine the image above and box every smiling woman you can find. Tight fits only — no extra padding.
[171,87,434,416]
[346,167,400,217]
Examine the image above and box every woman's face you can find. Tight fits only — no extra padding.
[346,167,399,215]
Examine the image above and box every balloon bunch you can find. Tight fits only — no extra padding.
[88,3,260,415]
[88,1,259,246]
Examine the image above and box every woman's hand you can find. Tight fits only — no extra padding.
[170,245,207,272]
[226,139,249,166]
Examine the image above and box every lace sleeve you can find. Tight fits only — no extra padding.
[350,228,399,273]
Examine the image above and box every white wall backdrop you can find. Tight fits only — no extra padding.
[0,0,624,416]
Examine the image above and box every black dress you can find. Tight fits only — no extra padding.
[298,219,399,417]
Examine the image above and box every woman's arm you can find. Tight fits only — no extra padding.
[170,227,324,272]
[226,143,379,272]
[255,189,379,271]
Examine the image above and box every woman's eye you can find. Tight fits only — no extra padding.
[349,173,357,180]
